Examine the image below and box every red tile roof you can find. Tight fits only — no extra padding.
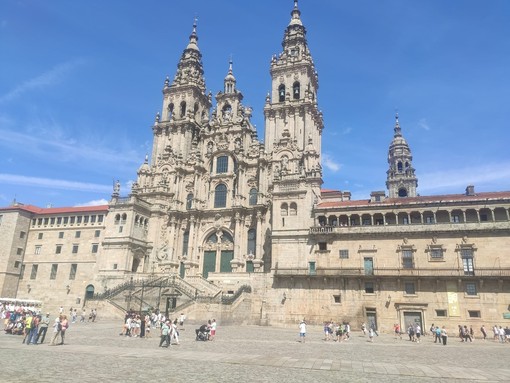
[0,204,109,215]
[317,191,510,209]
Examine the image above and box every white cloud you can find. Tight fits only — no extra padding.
[322,153,342,172]
[0,59,87,104]
[342,127,352,135]
[75,199,109,207]
[0,174,111,193]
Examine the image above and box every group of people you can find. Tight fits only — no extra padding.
[322,320,351,342]
[195,319,217,342]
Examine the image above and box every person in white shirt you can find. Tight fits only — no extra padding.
[299,320,307,343]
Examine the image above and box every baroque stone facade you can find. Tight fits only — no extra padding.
[1,1,509,331]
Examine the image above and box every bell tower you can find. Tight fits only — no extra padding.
[386,114,418,198]
[266,0,323,232]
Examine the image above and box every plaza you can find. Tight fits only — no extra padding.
[1,320,510,382]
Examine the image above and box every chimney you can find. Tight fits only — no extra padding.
[466,185,475,196]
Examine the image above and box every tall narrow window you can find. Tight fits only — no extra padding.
[50,264,58,280]
[30,264,38,280]
[186,193,193,210]
[293,81,300,99]
[216,156,228,173]
[180,101,186,118]
[214,184,227,208]
[168,103,174,120]
[249,188,258,206]
[182,231,189,256]
[402,249,414,269]
[247,229,256,256]
[69,264,77,280]
[461,248,474,276]
[278,84,286,102]
[289,202,297,216]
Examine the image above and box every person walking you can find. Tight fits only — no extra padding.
[441,326,448,345]
[480,325,487,341]
[159,321,170,348]
[299,319,307,343]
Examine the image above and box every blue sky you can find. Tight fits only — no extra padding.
[1,0,509,208]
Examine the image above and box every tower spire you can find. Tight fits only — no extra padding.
[386,114,418,198]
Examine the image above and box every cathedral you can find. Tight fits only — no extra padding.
[1,1,509,331]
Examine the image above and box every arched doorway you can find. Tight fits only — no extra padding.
[202,229,234,278]
[85,284,95,299]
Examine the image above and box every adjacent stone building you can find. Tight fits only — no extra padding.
[1,1,509,331]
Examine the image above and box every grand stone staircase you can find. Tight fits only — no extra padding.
[86,274,251,318]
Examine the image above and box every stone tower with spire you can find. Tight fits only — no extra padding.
[266,1,324,271]
[386,114,418,198]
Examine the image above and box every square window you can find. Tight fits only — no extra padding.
[63,217,69,225]
[333,295,341,303]
[14,261,21,268]
[119,226,123,233]
[339,249,349,259]
[75,231,81,238]
[20,231,26,239]
[59,231,64,239]
[404,282,416,295]
[480,214,488,222]
[35,246,41,255]
[468,310,481,318]
[84,216,89,224]
[56,245,62,254]
[70,216,75,224]
[17,248,24,255]
[91,215,96,223]
[364,282,374,294]
[425,216,434,224]
[318,242,327,251]
[466,282,477,296]
[113,263,118,270]
[430,248,444,260]
[91,244,98,253]
[72,245,79,254]
[43,218,49,225]
[57,217,62,225]
[37,218,43,225]
[435,309,447,317]
[50,217,55,225]
[76,216,82,224]
[38,233,43,239]
[94,230,100,238]
[98,215,104,223]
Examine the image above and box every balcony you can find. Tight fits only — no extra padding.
[309,221,510,236]
[274,266,510,278]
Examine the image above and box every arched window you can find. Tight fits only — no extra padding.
[247,228,256,256]
[293,81,300,99]
[194,102,199,116]
[281,203,288,216]
[214,184,227,208]
[216,156,228,173]
[398,188,408,197]
[168,103,174,120]
[289,202,297,216]
[397,161,403,173]
[114,214,120,224]
[249,188,258,206]
[135,215,140,226]
[186,193,193,210]
[278,84,286,102]
[180,101,186,118]
[121,213,127,223]
[405,161,409,170]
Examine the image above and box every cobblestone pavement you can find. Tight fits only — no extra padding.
[1,320,510,382]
